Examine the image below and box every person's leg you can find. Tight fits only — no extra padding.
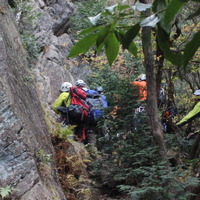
[85,128,99,159]
[85,129,96,145]
[74,124,83,141]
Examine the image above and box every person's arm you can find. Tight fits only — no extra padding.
[131,81,140,86]
[52,93,69,113]
[177,102,200,127]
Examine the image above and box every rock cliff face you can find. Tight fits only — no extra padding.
[31,0,76,105]
[0,0,91,199]
[23,0,90,107]
[0,0,66,199]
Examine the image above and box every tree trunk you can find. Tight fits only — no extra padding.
[155,37,164,98]
[139,0,168,161]
[141,16,179,199]
[141,26,168,161]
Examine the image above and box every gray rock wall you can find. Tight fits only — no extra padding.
[17,0,93,111]
[0,0,94,198]
[0,0,66,199]
[27,0,89,106]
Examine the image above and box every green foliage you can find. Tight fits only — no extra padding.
[95,127,200,199]
[157,26,183,66]
[21,33,39,61]
[67,33,98,57]
[37,149,52,164]
[70,0,106,40]
[87,63,138,109]
[135,166,198,200]
[83,56,200,199]
[52,123,76,141]
[96,25,111,51]
[69,1,200,198]
[119,172,199,200]
[164,0,186,26]
[0,186,17,199]
[122,23,140,50]
[183,31,200,68]
[105,31,120,66]
[68,2,141,65]
[68,0,200,68]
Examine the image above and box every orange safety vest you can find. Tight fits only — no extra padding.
[130,81,147,101]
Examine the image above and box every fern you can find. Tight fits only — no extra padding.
[0,186,18,199]
[52,123,76,141]
[37,149,52,164]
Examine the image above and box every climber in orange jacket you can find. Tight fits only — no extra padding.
[130,74,147,101]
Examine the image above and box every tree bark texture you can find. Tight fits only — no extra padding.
[141,23,179,200]
[155,37,164,97]
[141,26,168,160]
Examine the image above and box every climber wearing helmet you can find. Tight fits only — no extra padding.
[95,86,109,108]
[95,86,103,94]
[52,82,72,114]
[76,79,86,88]
[69,79,90,141]
[177,89,200,127]
[130,74,147,101]
[138,74,146,81]
[71,79,87,100]
[129,74,147,131]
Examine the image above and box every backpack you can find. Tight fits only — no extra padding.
[99,94,109,108]
[67,87,90,123]
[86,90,108,125]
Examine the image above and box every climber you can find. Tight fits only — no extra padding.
[69,79,90,141]
[84,86,109,145]
[71,79,88,101]
[177,89,200,128]
[130,73,147,112]
[130,74,147,131]
[95,86,109,108]
[130,74,147,101]
[52,81,72,115]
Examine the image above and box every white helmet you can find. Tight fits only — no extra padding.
[95,86,103,93]
[194,89,200,96]
[60,82,72,92]
[138,74,146,81]
[76,79,86,87]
